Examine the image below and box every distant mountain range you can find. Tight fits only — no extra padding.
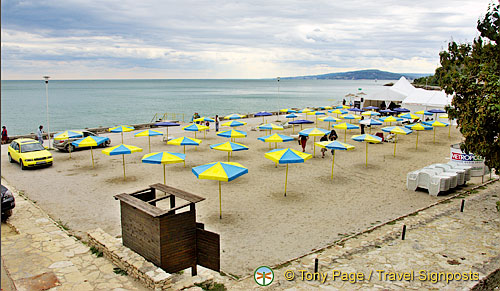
[283,69,430,80]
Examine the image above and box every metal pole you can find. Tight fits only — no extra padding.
[43,76,52,148]
[284,164,288,197]
[122,155,126,180]
[276,77,280,121]
[219,181,222,219]
[163,164,166,184]
[331,150,335,180]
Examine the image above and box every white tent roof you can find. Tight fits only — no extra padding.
[364,76,416,102]
[402,89,451,108]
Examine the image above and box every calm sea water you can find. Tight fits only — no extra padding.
[1,79,389,135]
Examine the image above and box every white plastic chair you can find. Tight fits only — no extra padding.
[423,167,458,189]
[431,164,466,186]
[447,162,472,181]
[407,169,450,196]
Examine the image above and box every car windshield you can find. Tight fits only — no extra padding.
[21,143,45,153]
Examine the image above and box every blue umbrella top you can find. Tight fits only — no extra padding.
[359,118,383,126]
[285,113,299,118]
[329,109,348,114]
[289,119,314,124]
[428,109,446,114]
[363,106,379,110]
[379,109,395,113]
[348,108,365,112]
[192,162,248,181]
[155,122,181,127]
[393,108,410,112]
[254,111,273,117]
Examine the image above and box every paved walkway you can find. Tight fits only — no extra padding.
[1,180,148,291]
[226,180,500,290]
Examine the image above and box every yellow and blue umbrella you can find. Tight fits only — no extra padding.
[307,111,326,124]
[155,121,180,140]
[258,123,284,136]
[54,130,83,158]
[109,125,134,143]
[405,123,432,149]
[183,123,209,139]
[352,134,382,167]
[359,118,383,134]
[210,141,249,162]
[134,129,163,152]
[258,133,294,149]
[192,162,248,218]
[254,111,273,123]
[72,136,110,168]
[102,144,143,180]
[322,106,333,110]
[439,114,452,137]
[380,116,403,126]
[264,148,312,196]
[315,140,355,179]
[423,120,449,143]
[361,111,381,117]
[224,114,245,120]
[398,113,420,120]
[222,120,247,127]
[329,109,348,117]
[299,127,331,156]
[415,110,433,120]
[193,116,215,123]
[167,136,202,153]
[320,116,341,129]
[280,108,297,113]
[381,126,412,157]
[333,122,359,142]
[217,129,247,142]
[142,151,186,183]
[341,114,362,123]
[286,114,300,133]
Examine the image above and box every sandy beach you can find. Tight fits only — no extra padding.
[1,114,469,277]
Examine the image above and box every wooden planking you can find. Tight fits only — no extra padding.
[115,193,165,217]
[196,229,220,272]
[120,202,161,266]
[150,184,205,204]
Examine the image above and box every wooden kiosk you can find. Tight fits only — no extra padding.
[114,183,220,275]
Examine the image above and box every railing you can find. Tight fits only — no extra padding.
[151,113,185,123]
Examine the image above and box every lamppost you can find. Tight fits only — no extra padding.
[276,77,280,121]
[43,76,52,149]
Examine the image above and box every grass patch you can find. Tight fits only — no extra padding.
[195,282,227,291]
[387,221,396,225]
[408,212,419,216]
[113,267,127,276]
[470,190,479,194]
[90,246,103,257]
[56,220,70,231]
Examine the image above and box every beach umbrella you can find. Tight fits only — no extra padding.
[423,121,449,143]
[192,162,248,219]
[394,108,410,113]
[335,105,350,109]
[380,116,404,126]
[329,109,348,117]
[398,113,420,120]
[280,108,297,113]
[155,121,180,141]
[258,133,294,150]
[254,111,273,123]
[405,123,432,149]
[183,123,209,139]
[299,127,330,157]
[381,126,412,157]
[300,108,313,119]
[217,129,247,142]
[351,134,382,167]
[72,136,110,168]
[315,141,355,179]
[415,110,433,120]
[359,118,383,133]
[323,106,333,110]
[439,114,452,137]
[361,111,381,117]
[379,109,395,114]
[288,119,314,131]
[306,111,326,124]
[428,109,446,120]
[142,151,186,183]
[286,113,300,133]
[363,106,379,110]
[257,123,284,135]
[210,141,249,162]
[134,129,163,152]
[102,144,143,180]
[167,136,202,153]
[222,120,247,127]
[54,130,83,158]
[109,125,134,143]
[348,108,365,114]
[319,116,341,129]
[333,122,359,142]
[341,114,362,123]
[224,114,245,120]
[264,148,312,196]
[194,116,215,123]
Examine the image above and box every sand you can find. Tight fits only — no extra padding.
[1,114,468,277]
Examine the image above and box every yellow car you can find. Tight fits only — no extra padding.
[8,138,53,170]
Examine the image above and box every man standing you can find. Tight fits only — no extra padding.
[215,115,219,132]
[1,126,7,144]
[37,125,44,145]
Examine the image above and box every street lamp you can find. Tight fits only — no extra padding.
[276,77,280,121]
[43,76,52,149]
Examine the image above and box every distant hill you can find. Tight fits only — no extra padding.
[283,69,430,80]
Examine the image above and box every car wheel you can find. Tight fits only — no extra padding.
[8,153,14,163]
[20,160,27,170]
[66,143,75,152]
[2,209,12,220]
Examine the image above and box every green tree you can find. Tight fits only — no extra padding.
[438,2,500,172]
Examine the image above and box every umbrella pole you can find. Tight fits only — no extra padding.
[275,142,277,149]
[313,137,316,157]
[433,128,436,143]
[219,181,222,219]
[301,124,303,130]
[448,120,451,137]
[416,131,419,149]
[184,145,186,154]
[228,152,230,162]
[344,130,347,143]
[122,155,126,180]
[166,127,169,141]
[163,164,166,184]
[148,136,151,153]
[393,135,397,157]
[91,147,95,168]
[365,142,368,168]
[69,143,72,159]
[121,132,124,143]
[331,150,335,180]
[195,132,197,139]
[284,164,288,197]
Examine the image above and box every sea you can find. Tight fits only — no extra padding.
[1,79,391,136]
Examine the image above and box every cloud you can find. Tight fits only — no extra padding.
[1,0,494,79]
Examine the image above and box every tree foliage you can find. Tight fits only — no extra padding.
[438,2,500,172]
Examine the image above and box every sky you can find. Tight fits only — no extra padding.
[1,0,495,79]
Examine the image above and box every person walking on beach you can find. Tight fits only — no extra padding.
[360,116,365,134]
[1,126,8,144]
[328,129,338,155]
[215,115,219,132]
[205,120,210,132]
[37,125,44,145]
[320,133,328,158]
[298,134,308,152]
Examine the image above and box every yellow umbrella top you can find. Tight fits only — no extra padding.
[109,125,134,133]
[341,114,362,120]
[439,114,449,119]
[167,136,202,146]
[264,148,312,164]
[134,129,163,137]
[102,144,143,155]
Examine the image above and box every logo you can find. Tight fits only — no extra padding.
[254,266,274,286]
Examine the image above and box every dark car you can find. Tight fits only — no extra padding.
[53,130,111,152]
[1,185,15,220]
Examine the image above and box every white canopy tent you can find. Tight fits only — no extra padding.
[402,89,452,112]
[363,77,416,108]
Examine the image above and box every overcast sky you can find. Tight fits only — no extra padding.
[1,0,494,79]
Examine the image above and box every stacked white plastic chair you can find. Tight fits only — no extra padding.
[433,163,468,185]
[423,167,458,188]
[407,169,451,196]
[447,162,472,181]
